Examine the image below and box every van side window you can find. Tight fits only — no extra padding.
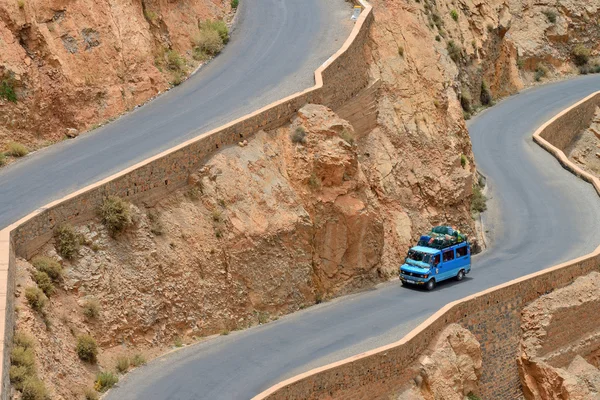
[456,246,468,258]
[433,254,440,266]
[443,250,455,262]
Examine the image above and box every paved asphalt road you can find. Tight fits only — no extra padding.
[107,76,600,400]
[0,0,351,228]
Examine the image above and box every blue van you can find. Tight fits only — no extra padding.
[399,241,471,291]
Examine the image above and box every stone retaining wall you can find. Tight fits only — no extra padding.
[0,2,374,398]
[253,91,600,400]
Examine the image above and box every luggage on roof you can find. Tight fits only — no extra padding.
[418,226,469,249]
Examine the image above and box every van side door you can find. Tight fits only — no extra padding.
[455,244,470,272]
[440,249,457,281]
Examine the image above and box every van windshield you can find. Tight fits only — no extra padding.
[407,250,432,266]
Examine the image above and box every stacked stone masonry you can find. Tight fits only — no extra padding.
[0,3,374,399]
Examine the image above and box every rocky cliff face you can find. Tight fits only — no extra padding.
[368,0,599,118]
[14,105,387,398]
[0,0,231,150]
[395,324,483,400]
[519,272,600,400]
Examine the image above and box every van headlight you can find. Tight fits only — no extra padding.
[423,274,428,279]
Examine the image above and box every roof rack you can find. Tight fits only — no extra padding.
[417,226,469,250]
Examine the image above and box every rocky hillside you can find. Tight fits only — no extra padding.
[519,272,600,399]
[0,0,232,151]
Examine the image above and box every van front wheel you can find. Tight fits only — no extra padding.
[456,270,465,281]
[426,279,436,291]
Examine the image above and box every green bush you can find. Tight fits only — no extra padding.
[82,298,100,320]
[95,371,118,392]
[231,0,239,8]
[6,141,28,157]
[542,10,556,23]
[54,224,80,260]
[0,76,17,103]
[9,365,30,390]
[471,184,487,214]
[447,40,462,62]
[25,287,46,312]
[480,80,492,106]
[20,377,48,400]
[116,356,129,373]
[76,335,98,363]
[14,332,35,349]
[340,129,355,145]
[460,88,472,113]
[193,26,224,57]
[460,154,467,168]
[0,152,6,166]
[572,44,591,66]
[131,353,146,367]
[535,64,548,81]
[201,20,229,44]
[99,196,131,236]
[10,346,35,372]
[32,271,54,297]
[450,9,458,21]
[31,256,62,281]
[290,126,307,144]
[166,50,185,72]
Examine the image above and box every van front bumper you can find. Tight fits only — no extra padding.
[400,274,426,285]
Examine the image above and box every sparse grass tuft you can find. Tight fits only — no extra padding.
[471,184,487,214]
[20,377,48,400]
[535,64,548,81]
[13,332,35,350]
[0,153,5,166]
[76,335,98,363]
[131,353,146,367]
[193,20,229,59]
[143,8,158,24]
[467,393,482,400]
[54,224,80,260]
[116,356,129,373]
[340,129,355,145]
[460,87,472,113]
[460,154,467,168]
[6,141,28,157]
[480,80,492,106]
[31,256,62,281]
[32,271,54,297]
[450,9,458,21]
[572,44,591,66]
[447,40,461,63]
[25,287,46,312]
[290,126,307,144]
[308,173,321,190]
[94,371,118,392]
[99,196,132,236]
[82,298,101,320]
[542,10,556,23]
[174,337,183,347]
[0,75,17,103]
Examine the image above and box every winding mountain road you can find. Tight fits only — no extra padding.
[0,0,352,228]
[2,0,600,398]
[107,76,600,399]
